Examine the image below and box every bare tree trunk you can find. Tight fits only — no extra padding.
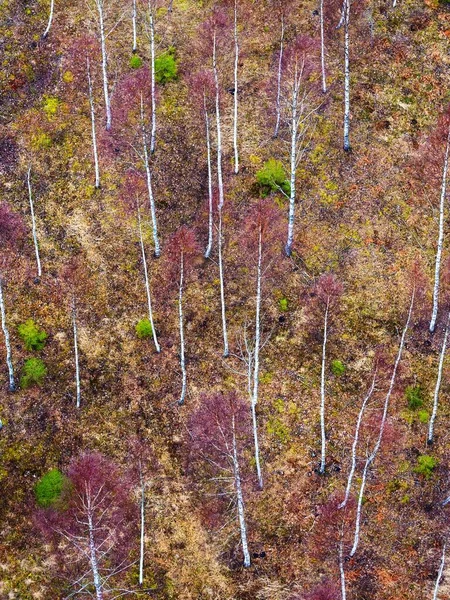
[204,97,213,259]
[338,374,376,508]
[430,129,450,333]
[0,278,15,392]
[43,0,55,38]
[320,0,327,93]
[339,542,347,600]
[87,58,101,189]
[96,0,112,131]
[149,3,157,153]
[251,227,263,489]
[319,299,329,474]
[178,253,187,405]
[285,67,299,257]
[137,205,160,353]
[27,167,42,278]
[274,13,284,138]
[343,0,351,151]
[87,505,104,600]
[139,462,145,586]
[218,207,229,357]
[132,0,137,52]
[233,0,239,174]
[141,95,161,257]
[428,311,450,444]
[213,33,224,211]
[232,415,251,567]
[72,297,81,408]
[433,543,446,600]
[350,289,415,557]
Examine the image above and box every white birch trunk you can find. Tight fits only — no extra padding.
[139,463,145,586]
[285,66,298,257]
[233,0,239,174]
[338,374,376,508]
[72,297,81,408]
[87,498,104,600]
[149,4,157,153]
[141,96,161,257]
[213,33,224,211]
[430,129,450,333]
[350,290,415,557]
[27,167,42,278]
[218,207,229,357]
[137,205,160,353]
[96,0,112,131]
[204,97,213,259]
[0,278,15,392]
[232,415,251,567]
[319,299,329,474]
[274,13,284,138]
[428,311,450,444]
[339,542,347,600]
[320,0,327,93]
[251,227,263,489]
[343,0,351,151]
[178,253,187,405]
[43,0,55,38]
[433,543,446,600]
[132,0,137,53]
[87,58,101,189]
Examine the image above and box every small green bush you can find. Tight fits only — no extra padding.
[130,54,143,69]
[135,318,153,339]
[331,359,346,376]
[20,358,47,388]
[35,469,65,508]
[279,297,288,311]
[418,410,429,424]
[256,159,290,197]
[155,50,177,84]
[405,385,424,410]
[18,319,48,351]
[414,455,437,479]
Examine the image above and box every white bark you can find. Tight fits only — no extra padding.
[204,97,213,259]
[213,33,224,211]
[95,0,112,131]
[139,463,145,586]
[320,0,327,93]
[232,414,251,568]
[251,227,263,489]
[178,253,187,405]
[87,498,104,600]
[0,278,15,392]
[27,167,42,278]
[141,95,161,257]
[343,0,351,151]
[137,205,160,353]
[72,298,81,409]
[350,289,415,557]
[149,3,157,153]
[433,543,446,600]
[319,299,329,474]
[87,58,101,189]
[285,64,299,257]
[218,207,229,357]
[43,0,55,38]
[428,311,450,444]
[132,0,137,52]
[430,129,450,333]
[274,13,284,138]
[233,0,239,174]
[338,374,376,508]
[339,542,347,600]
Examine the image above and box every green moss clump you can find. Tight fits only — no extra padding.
[31,132,52,149]
[20,358,47,388]
[331,359,346,376]
[135,318,153,339]
[418,410,429,424]
[405,385,423,410]
[18,319,48,351]
[256,159,290,197]
[279,297,288,311]
[414,455,437,479]
[43,96,60,116]
[35,469,65,508]
[130,55,143,69]
[155,49,177,84]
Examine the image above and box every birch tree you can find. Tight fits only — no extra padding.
[432,542,446,600]
[42,0,55,38]
[232,0,239,174]
[428,310,450,444]
[188,392,252,567]
[337,0,351,151]
[87,58,101,188]
[72,297,81,408]
[349,287,415,557]
[26,167,42,279]
[89,0,114,130]
[132,0,138,52]
[167,227,199,405]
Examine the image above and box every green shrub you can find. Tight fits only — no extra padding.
[279,297,288,311]
[130,54,143,69]
[256,159,290,197]
[43,96,60,116]
[135,318,153,339]
[155,50,177,84]
[405,385,424,410]
[35,469,65,508]
[20,358,47,388]
[418,410,429,424]
[17,319,48,351]
[414,455,437,479]
[331,359,346,376]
